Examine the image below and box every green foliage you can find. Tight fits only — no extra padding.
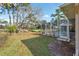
[31,29,43,32]
[22,3,30,6]
[6,25,17,33]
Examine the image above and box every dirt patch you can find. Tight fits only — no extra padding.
[0,32,8,47]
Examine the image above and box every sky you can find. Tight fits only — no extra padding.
[31,3,63,22]
[0,3,63,22]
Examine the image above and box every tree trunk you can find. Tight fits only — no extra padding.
[12,9,15,25]
[8,9,11,26]
[16,11,18,25]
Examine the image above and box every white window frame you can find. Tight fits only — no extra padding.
[59,18,70,42]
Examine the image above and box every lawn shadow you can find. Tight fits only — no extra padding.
[21,35,53,56]
[0,33,8,47]
[30,32,42,35]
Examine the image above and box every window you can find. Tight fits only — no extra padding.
[60,26,67,36]
[59,19,70,41]
[61,20,67,24]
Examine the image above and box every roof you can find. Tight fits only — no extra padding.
[59,3,70,8]
[60,3,75,20]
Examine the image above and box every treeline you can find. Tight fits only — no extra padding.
[0,3,43,33]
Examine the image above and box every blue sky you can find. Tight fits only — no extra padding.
[0,3,63,22]
[31,3,63,22]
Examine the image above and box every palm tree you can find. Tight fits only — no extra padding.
[51,9,64,37]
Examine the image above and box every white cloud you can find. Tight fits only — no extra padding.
[42,14,51,22]
[43,14,50,18]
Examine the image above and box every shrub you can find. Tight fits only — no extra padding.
[6,25,17,33]
[31,29,42,32]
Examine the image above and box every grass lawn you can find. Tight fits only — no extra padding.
[21,36,54,56]
[0,32,54,56]
[31,29,43,32]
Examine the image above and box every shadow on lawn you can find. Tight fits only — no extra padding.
[21,35,53,56]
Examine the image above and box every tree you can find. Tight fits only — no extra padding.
[0,3,42,31]
[11,3,16,25]
[40,20,47,30]
[0,3,30,25]
[14,3,30,26]
[18,6,42,30]
[1,3,13,25]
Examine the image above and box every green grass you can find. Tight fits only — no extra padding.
[21,36,54,56]
[31,29,43,32]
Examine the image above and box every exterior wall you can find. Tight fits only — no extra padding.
[60,3,79,56]
[53,26,59,37]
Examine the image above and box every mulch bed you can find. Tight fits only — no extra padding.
[48,40,75,56]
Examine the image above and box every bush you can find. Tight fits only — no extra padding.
[6,25,17,33]
[31,29,42,32]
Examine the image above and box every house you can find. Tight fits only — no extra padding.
[58,3,79,56]
[52,19,59,37]
[42,23,49,35]
[42,22,53,36]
